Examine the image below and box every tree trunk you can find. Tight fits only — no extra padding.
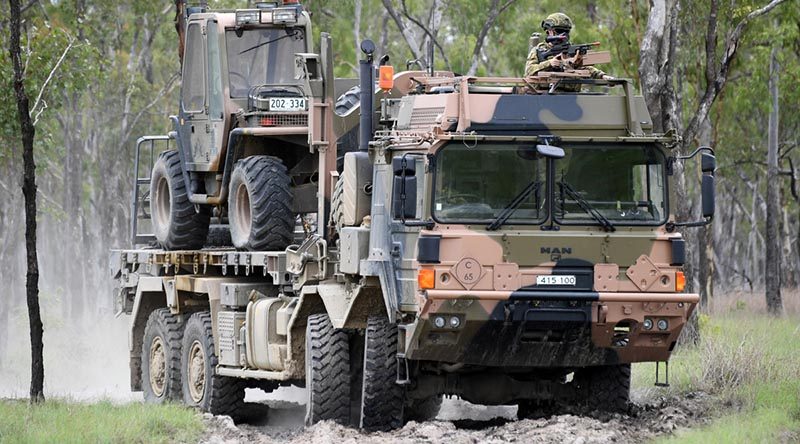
[8,0,45,403]
[765,46,782,316]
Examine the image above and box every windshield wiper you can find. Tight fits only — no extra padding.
[239,28,302,55]
[487,180,542,231]
[558,181,616,232]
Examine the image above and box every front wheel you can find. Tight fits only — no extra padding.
[228,155,294,251]
[360,316,405,431]
[574,364,631,413]
[305,313,351,425]
[181,312,246,420]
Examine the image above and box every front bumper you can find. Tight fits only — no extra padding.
[404,290,698,367]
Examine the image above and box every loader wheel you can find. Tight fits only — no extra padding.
[228,155,294,251]
[334,85,360,116]
[305,313,351,425]
[360,316,405,431]
[405,395,442,423]
[574,364,631,413]
[150,150,210,250]
[142,308,185,404]
[181,312,246,420]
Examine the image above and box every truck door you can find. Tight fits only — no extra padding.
[179,21,211,171]
[205,19,226,173]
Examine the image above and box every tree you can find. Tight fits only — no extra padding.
[639,0,789,311]
[8,0,44,403]
[765,46,782,315]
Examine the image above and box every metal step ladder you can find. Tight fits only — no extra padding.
[130,133,175,247]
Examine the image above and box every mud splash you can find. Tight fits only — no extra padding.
[200,392,713,444]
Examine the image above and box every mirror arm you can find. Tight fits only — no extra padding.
[666,216,713,232]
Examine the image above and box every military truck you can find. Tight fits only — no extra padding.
[113,24,715,428]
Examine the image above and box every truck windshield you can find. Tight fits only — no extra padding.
[433,143,546,224]
[225,27,306,98]
[555,143,667,225]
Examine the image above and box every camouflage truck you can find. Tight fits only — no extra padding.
[112,38,715,430]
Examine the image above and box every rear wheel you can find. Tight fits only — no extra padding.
[360,316,405,431]
[228,155,294,251]
[181,312,246,420]
[574,364,631,413]
[142,308,185,404]
[150,150,210,249]
[305,313,351,425]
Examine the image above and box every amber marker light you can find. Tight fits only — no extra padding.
[675,271,686,292]
[379,65,394,90]
[418,269,435,290]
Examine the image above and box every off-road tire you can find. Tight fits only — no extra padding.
[329,176,345,239]
[150,150,210,249]
[335,85,360,116]
[142,308,185,404]
[305,313,351,425]
[181,312,246,420]
[228,155,294,251]
[575,364,631,413]
[405,395,442,423]
[360,316,405,431]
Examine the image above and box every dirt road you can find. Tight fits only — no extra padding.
[200,389,712,444]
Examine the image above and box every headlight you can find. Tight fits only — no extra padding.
[433,316,445,328]
[236,10,261,26]
[643,318,653,330]
[449,316,461,328]
[273,7,297,24]
[657,319,669,331]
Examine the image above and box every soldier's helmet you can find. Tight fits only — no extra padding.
[541,12,573,34]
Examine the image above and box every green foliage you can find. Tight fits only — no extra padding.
[0,400,202,443]
[633,314,800,443]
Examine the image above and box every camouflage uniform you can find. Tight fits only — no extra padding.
[524,12,605,90]
[524,43,606,79]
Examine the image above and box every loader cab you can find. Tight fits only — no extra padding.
[177,9,312,180]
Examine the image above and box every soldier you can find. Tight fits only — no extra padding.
[525,12,613,81]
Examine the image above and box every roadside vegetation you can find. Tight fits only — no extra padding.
[0,400,203,443]
[633,309,800,443]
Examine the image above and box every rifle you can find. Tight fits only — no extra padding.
[536,35,601,64]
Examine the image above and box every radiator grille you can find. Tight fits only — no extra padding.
[408,107,445,130]
[260,113,308,127]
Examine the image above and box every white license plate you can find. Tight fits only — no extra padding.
[536,275,577,286]
[268,97,307,112]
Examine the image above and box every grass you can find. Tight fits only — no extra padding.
[0,400,203,444]
[632,313,800,443]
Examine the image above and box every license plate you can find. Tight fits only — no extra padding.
[536,275,576,286]
[268,97,307,112]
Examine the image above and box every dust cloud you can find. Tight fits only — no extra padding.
[0,297,137,402]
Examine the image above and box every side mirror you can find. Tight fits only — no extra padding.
[701,152,716,173]
[702,174,715,218]
[392,156,417,220]
[666,147,715,231]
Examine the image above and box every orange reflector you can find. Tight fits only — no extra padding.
[379,65,394,90]
[418,269,435,290]
[675,271,686,292]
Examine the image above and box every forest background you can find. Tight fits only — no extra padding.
[0,0,798,395]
